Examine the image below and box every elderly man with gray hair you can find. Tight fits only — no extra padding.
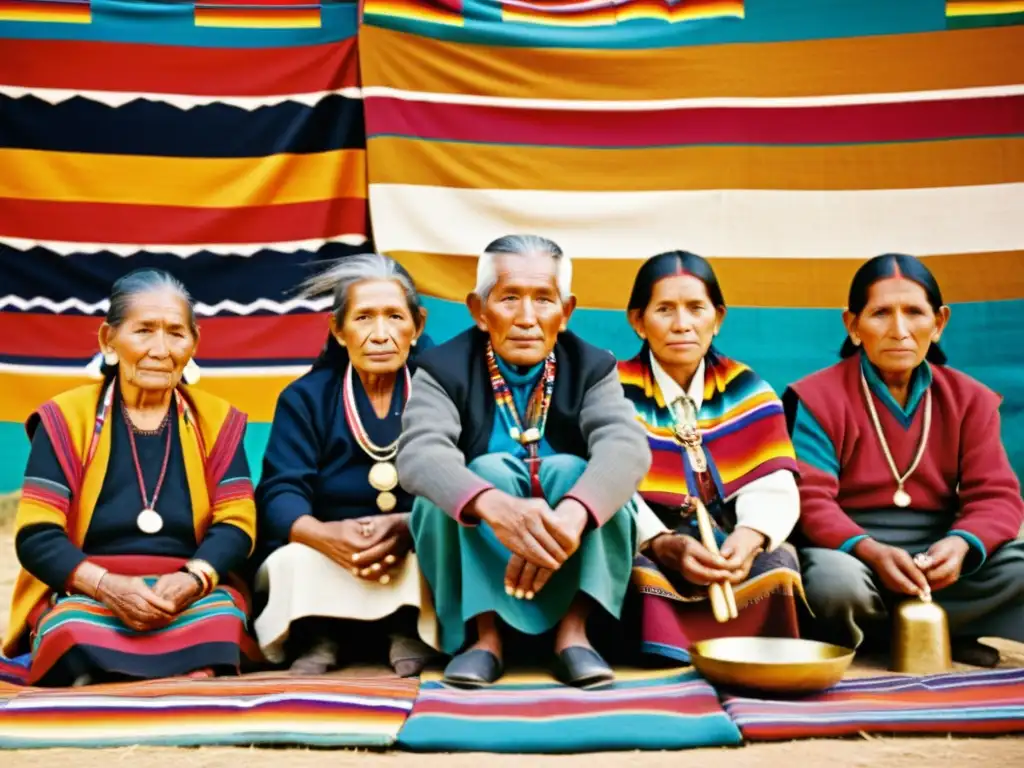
[398,234,651,688]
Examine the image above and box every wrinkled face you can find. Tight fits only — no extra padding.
[470,253,575,367]
[845,277,948,377]
[629,274,724,373]
[101,289,198,392]
[334,279,421,375]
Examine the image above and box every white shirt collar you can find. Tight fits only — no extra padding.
[649,350,705,411]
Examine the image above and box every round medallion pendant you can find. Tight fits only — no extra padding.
[892,489,912,508]
[376,491,398,513]
[368,461,398,492]
[137,508,164,534]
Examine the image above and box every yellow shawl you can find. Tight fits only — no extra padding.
[3,382,256,656]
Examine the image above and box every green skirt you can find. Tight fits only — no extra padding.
[410,452,636,654]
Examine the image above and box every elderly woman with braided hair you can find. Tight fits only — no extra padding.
[787,253,1024,667]
[253,254,440,677]
[4,269,257,686]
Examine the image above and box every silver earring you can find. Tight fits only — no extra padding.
[103,351,118,366]
[411,338,418,347]
[182,358,201,385]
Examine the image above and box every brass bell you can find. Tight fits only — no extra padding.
[891,593,952,674]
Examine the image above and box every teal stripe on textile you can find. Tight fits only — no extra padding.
[0,422,29,496]
[364,0,947,49]
[0,0,357,47]
[3,298,1022,493]
[398,671,743,752]
[0,420,275,496]
[399,712,743,752]
[34,599,246,648]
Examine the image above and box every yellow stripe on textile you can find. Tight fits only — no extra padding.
[0,149,367,207]
[0,371,300,424]
[367,137,1024,192]
[359,24,1024,98]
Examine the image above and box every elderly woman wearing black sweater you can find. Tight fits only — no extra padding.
[253,254,439,677]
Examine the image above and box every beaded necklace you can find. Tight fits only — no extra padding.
[485,342,556,496]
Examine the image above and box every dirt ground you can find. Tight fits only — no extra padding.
[0,496,1021,767]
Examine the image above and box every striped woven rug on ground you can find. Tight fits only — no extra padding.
[0,674,418,749]
[722,668,1024,740]
[397,667,742,753]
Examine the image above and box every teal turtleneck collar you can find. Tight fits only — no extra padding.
[859,350,932,429]
[495,355,544,388]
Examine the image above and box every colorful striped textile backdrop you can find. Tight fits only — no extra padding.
[0,0,367,491]
[359,0,1024,474]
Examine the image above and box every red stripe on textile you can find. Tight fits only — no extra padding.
[28,614,247,684]
[720,456,799,497]
[366,94,1024,147]
[206,408,247,487]
[0,312,330,361]
[36,402,83,494]
[213,478,255,505]
[0,197,367,245]
[0,38,358,95]
[22,483,70,513]
[85,555,189,576]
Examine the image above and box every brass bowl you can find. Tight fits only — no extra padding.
[690,637,855,695]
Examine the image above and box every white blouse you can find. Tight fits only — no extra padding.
[633,352,800,552]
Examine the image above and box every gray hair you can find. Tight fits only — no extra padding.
[474,234,572,301]
[298,252,423,326]
[107,269,197,336]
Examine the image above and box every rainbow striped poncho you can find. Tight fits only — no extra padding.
[618,349,798,517]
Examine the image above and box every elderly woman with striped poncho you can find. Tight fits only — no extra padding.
[3,270,257,687]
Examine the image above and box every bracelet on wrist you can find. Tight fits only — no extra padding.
[179,567,206,594]
[93,569,110,598]
[183,559,219,596]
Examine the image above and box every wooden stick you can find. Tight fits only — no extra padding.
[693,499,739,622]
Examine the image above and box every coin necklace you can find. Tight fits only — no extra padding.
[122,400,173,535]
[343,364,411,513]
[860,370,932,508]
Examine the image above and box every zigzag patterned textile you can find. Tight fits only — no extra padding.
[0,0,367,491]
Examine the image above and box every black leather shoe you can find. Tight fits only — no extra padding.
[442,649,504,687]
[553,646,615,688]
[952,639,1000,668]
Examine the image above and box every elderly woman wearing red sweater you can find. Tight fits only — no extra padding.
[785,254,1024,668]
